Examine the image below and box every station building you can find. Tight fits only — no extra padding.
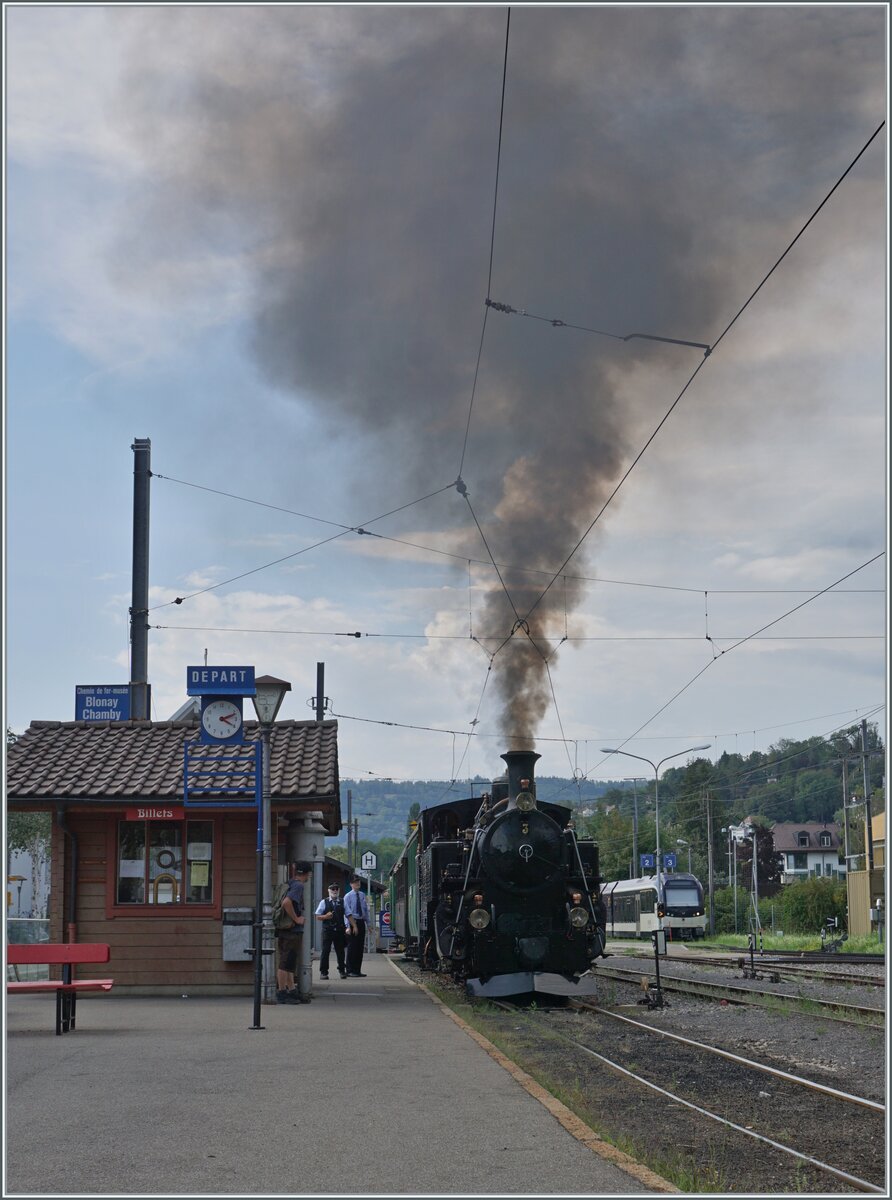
[6,714,344,993]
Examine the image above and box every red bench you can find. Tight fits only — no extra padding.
[7,944,114,1035]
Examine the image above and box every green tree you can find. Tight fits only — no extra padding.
[708,886,741,934]
[6,811,51,919]
[777,877,847,933]
[734,821,783,897]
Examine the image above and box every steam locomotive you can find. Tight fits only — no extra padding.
[388,750,608,997]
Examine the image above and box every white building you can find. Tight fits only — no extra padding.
[770,822,845,883]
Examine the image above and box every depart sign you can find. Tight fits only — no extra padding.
[186,666,256,696]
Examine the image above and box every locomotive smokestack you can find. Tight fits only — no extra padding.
[501,750,541,807]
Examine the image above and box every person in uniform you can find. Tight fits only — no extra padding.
[314,882,348,979]
[344,874,370,977]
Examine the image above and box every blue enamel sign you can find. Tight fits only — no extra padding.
[662,852,677,870]
[186,666,255,696]
[640,853,656,871]
[76,685,131,722]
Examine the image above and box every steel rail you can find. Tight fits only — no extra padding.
[561,1032,884,1194]
[608,949,885,987]
[570,1000,885,1113]
[594,963,885,1024]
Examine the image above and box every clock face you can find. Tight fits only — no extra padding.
[201,699,243,739]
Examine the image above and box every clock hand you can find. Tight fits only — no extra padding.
[220,713,237,726]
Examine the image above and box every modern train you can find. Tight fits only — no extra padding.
[600,872,707,940]
[388,749,608,997]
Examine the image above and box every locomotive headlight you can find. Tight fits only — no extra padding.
[469,908,491,930]
[515,790,536,812]
[569,906,589,929]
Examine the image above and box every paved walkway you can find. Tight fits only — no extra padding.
[7,955,662,1195]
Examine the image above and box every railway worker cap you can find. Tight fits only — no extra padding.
[328,883,341,892]
[349,874,362,883]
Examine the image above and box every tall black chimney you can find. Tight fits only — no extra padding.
[130,437,151,721]
[501,750,541,807]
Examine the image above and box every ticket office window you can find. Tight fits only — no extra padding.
[116,820,214,906]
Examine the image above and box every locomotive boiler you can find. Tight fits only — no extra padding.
[389,749,607,997]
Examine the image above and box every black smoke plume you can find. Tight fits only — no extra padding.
[113,6,884,745]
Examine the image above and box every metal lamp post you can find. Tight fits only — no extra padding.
[600,744,711,913]
[677,839,692,873]
[251,674,292,1004]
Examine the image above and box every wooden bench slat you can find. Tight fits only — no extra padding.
[8,980,114,994]
[8,943,110,966]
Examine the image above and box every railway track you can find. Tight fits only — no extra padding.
[609,949,885,988]
[594,962,885,1025]
[570,1000,884,1112]
[491,998,885,1192]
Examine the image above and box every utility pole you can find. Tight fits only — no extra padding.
[314,662,326,722]
[624,777,642,877]
[841,758,865,873]
[129,438,151,720]
[346,788,353,869]
[706,793,715,935]
[861,719,875,870]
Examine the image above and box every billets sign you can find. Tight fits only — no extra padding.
[186,666,255,696]
[124,807,184,821]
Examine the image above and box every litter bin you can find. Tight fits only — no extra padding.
[222,907,254,962]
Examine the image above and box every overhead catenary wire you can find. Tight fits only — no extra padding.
[548,553,884,797]
[483,297,711,353]
[153,467,883,596]
[151,622,884,644]
[146,480,458,611]
[461,490,523,625]
[458,7,511,481]
[511,121,886,636]
[551,703,886,809]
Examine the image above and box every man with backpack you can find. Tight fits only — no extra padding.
[275,861,312,1004]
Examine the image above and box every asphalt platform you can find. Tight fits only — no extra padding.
[6,954,662,1196]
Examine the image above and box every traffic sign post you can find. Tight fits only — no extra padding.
[359,867,375,952]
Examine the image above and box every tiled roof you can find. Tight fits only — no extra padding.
[770,821,841,852]
[6,719,340,811]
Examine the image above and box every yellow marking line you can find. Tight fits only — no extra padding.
[386,957,677,1194]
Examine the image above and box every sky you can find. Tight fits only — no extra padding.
[4,4,888,791]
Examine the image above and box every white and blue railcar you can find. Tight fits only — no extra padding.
[601,872,706,940]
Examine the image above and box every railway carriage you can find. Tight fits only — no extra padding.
[601,872,706,940]
[389,749,608,997]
